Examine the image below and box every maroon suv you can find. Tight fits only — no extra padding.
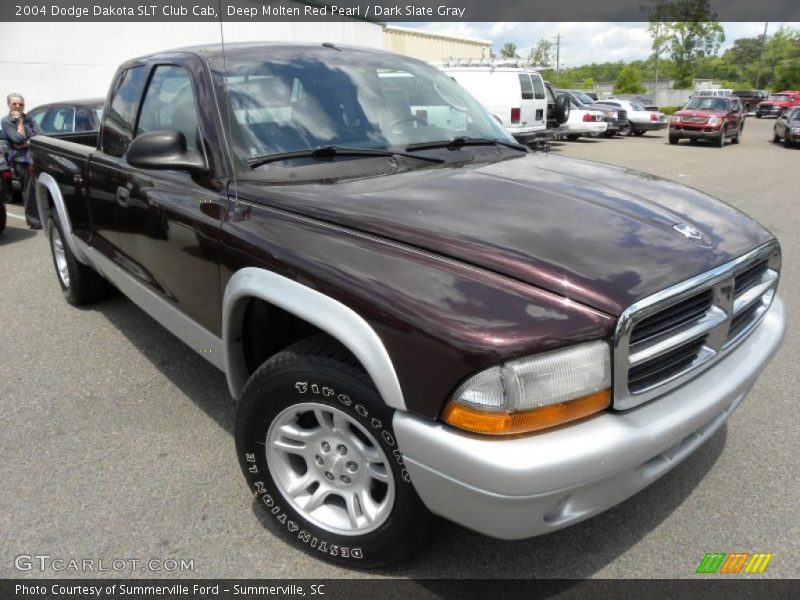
[669,96,745,147]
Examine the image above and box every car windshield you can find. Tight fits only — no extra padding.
[572,91,594,104]
[211,48,513,173]
[683,97,728,110]
[769,95,790,102]
[788,108,800,119]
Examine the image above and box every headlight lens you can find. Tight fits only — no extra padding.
[708,117,722,126]
[791,127,800,134]
[443,341,611,435]
[671,115,681,123]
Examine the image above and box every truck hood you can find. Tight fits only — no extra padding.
[239,153,773,316]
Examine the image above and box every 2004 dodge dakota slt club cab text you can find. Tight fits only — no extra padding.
[30,43,786,567]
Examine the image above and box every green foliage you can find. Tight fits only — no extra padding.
[614,66,647,94]
[529,39,554,67]
[582,78,596,90]
[500,42,518,58]
[659,106,681,115]
[647,0,725,87]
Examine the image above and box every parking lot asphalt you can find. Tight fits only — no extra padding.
[1,116,797,580]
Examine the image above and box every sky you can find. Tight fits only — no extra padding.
[411,22,799,67]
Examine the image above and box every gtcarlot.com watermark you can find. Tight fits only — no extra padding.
[14,554,195,573]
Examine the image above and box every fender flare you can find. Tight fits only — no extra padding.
[35,172,88,264]
[222,267,406,411]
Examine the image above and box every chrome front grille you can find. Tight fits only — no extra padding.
[613,242,780,410]
[682,116,708,124]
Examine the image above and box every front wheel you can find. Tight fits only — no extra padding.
[633,130,646,137]
[785,135,793,148]
[0,203,6,235]
[235,335,431,567]
[773,129,781,143]
[669,135,679,144]
[717,127,727,148]
[565,134,581,140]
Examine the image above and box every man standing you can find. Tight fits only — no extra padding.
[1,93,40,229]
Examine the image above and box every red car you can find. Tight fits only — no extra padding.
[756,91,800,118]
[669,95,745,147]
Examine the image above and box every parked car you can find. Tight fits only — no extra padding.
[669,95,745,147]
[557,90,626,136]
[732,90,768,114]
[27,98,104,135]
[772,106,800,147]
[756,91,800,118]
[595,98,667,135]
[556,93,608,139]
[441,63,551,145]
[627,94,658,111]
[30,43,785,568]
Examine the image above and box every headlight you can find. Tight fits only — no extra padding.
[708,117,722,126]
[671,115,681,123]
[442,341,611,435]
[610,111,618,119]
[791,127,800,134]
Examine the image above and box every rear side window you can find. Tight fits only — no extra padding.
[37,107,75,134]
[102,66,147,157]
[518,75,534,100]
[531,75,545,100]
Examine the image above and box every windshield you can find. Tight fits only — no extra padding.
[572,91,594,104]
[788,108,800,120]
[683,97,729,110]
[212,47,513,173]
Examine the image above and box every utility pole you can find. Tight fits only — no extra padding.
[653,22,661,105]
[755,22,769,90]
[554,33,562,86]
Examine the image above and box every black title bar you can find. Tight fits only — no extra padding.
[3,0,800,22]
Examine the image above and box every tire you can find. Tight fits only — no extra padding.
[0,203,6,235]
[744,103,751,113]
[773,129,780,143]
[48,216,108,305]
[566,134,581,140]
[555,94,570,125]
[785,135,792,148]
[633,130,646,136]
[717,127,726,148]
[733,126,742,144]
[620,123,632,136]
[235,335,431,567]
[689,138,698,144]
[756,114,762,119]
[669,135,679,145]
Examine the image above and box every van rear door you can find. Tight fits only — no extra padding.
[517,73,546,132]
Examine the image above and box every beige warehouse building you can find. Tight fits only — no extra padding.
[384,26,492,62]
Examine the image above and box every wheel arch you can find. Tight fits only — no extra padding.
[222,267,406,411]
[35,172,88,264]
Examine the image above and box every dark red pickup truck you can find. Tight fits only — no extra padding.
[30,43,786,567]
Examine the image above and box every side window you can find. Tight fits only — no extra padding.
[138,65,200,150]
[518,75,534,100]
[731,100,740,111]
[29,109,45,129]
[545,86,555,104]
[102,66,147,157]
[531,75,545,100]
[49,107,75,133]
[75,107,98,132]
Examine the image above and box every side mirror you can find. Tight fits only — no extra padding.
[126,130,208,174]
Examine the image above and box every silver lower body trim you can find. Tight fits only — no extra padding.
[76,239,226,372]
[394,297,785,539]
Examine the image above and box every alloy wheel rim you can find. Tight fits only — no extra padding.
[51,227,70,287]
[266,402,395,536]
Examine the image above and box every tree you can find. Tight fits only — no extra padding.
[614,65,647,94]
[528,39,554,67]
[647,0,725,88]
[500,42,518,58]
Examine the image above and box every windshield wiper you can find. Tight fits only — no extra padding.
[405,137,528,153]
[249,146,445,169]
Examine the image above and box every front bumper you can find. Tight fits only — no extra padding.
[394,296,785,540]
[513,129,556,145]
[757,107,784,117]
[670,125,724,140]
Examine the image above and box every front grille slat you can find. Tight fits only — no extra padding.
[630,291,712,344]
[613,243,780,410]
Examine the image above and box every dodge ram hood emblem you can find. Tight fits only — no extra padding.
[673,223,703,241]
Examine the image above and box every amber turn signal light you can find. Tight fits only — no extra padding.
[442,389,611,436]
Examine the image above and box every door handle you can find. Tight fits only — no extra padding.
[116,185,130,207]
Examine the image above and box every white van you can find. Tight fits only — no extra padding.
[440,63,550,145]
